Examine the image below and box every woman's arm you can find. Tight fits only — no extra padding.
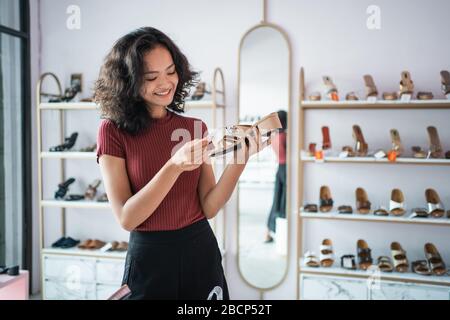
[99,139,207,231]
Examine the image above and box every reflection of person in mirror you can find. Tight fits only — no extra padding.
[265,110,287,243]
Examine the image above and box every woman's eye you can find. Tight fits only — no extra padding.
[145,78,156,82]
[168,70,176,75]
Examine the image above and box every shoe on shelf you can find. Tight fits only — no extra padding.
[417,91,434,100]
[54,178,76,200]
[338,205,353,214]
[319,239,334,267]
[352,125,368,156]
[321,126,331,150]
[410,207,429,218]
[303,204,318,213]
[304,251,320,268]
[355,187,371,214]
[427,126,444,158]
[49,132,78,152]
[411,146,428,159]
[322,76,339,101]
[412,260,431,276]
[425,188,445,218]
[85,179,102,200]
[399,70,414,98]
[390,129,404,157]
[97,193,108,202]
[357,239,373,271]
[440,70,450,97]
[363,74,378,99]
[308,92,321,101]
[377,256,394,273]
[391,241,409,273]
[60,237,80,249]
[66,194,85,201]
[389,188,406,216]
[345,92,359,101]
[319,185,334,212]
[79,143,97,152]
[78,239,106,250]
[373,207,389,216]
[51,237,67,248]
[424,243,446,276]
[382,92,398,101]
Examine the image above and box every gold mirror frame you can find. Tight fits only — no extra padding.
[236,21,292,296]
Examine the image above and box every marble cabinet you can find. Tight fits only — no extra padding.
[43,254,124,300]
[300,274,450,300]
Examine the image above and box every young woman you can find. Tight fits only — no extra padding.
[94,27,267,300]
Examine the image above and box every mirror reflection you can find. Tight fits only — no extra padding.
[238,25,290,289]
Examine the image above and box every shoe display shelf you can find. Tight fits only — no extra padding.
[296,67,450,300]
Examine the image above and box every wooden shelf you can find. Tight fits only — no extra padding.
[299,210,450,226]
[41,152,96,159]
[41,200,110,209]
[300,99,450,110]
[42,247,126,259]
[185,100,224,109]
[39,102,98,110]
[299,263,450,286]
[300,155,450,165]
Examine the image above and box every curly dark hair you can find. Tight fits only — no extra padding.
[94,27,198,135]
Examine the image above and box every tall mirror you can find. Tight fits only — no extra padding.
[237,23,291,291]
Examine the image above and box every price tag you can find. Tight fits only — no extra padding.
[374,150,386,159]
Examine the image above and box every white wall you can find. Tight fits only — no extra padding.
[31,0,450,299]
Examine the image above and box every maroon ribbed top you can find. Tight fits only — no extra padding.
[96,110,207,231]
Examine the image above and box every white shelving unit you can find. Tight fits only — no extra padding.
[296,67,450,300]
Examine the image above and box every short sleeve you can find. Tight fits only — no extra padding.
[96,120,126,163]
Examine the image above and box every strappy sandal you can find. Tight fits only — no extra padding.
[338,205,353,214]
[54,178,76,200]
[411,146,428,159]
[322,126,331,150]
[417,91,434,100]
[208,112,282,158]
[377,256,394,273]
[357,239,373,270]
[320,239,335,267]
[307,143,317,157]
[427,126,444,158]
[78,239,93,249]
[356,187,371,214]
[399,71,414,98]
[425,188,445,218]
[412,260,431,276]
[352,125,368,156]
[374,207,389,216]
[390,129,404,157]
[87,239,106,250]
[390,188,406,216]
[341,255,356,270]
[303,204,318,213]
[319,185,334,212]
[345,92,359,101]
[440,70,450,97]
[49,132,78,152]
[309,92,321,101]
[382,92,398,100]
[424,243,447,276]
[304,251,320,268]
[363,74,378,99]
[391,242,409,273]
[97,193,108,202]
[85,179,101,200]
[341,146,356,157]
[322,76,339,101]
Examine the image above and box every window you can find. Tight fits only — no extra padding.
[0,0,31,273]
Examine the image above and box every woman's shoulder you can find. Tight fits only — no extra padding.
[98,118,124,137]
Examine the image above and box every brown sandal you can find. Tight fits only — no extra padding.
[309,92,321,101]
[357,239,373,271]
[390,188,406,216]
[427,126,444,158]
[338,205,353,214]
[424,243,447,276]
[345,92,359,101]
[390,129,404,156]
[391,242,409,273]
[304,204,318,213]
[352,125,368,156]
[417,91,434,100]
[382,92,398,100]
[355,187,371,214]
[377,256,394,273]
[411,146,428,159]
[399,71,414,98]
[85,179,101,200]
[319,185,334,212]
[412,260,431,276]
[425,188,445,218]
[322,76,339,101]
[363,74,378,99]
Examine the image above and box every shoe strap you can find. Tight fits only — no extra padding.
[389,200,404,211]
[428,202,444,214]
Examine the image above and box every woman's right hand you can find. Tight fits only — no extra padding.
[170,138,209,173]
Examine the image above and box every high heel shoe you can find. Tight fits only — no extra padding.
[208,112,282,158]
[390,129,404,156]
[54,177,76,199]
[49,132,78,152]
[352,125,368,156]
[85,179,101,200]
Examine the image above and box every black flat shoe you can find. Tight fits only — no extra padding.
[60,237,80,249]
[51,236,67,248]
[0,265,19,276]
[66,194,85,201]
[54,177,76,199]
[49,132,78,152]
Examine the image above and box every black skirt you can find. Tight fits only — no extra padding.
[122,218,229,300]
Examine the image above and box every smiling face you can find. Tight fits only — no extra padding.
[140,45,179,109]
